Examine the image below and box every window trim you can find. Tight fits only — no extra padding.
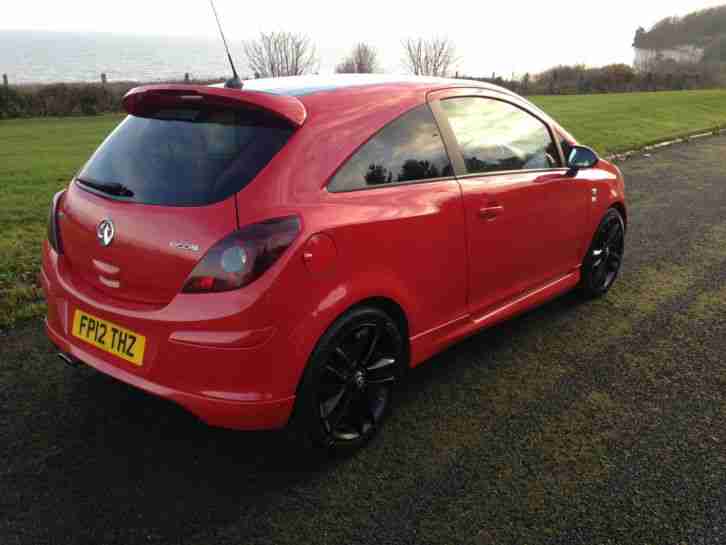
[430,93,568,179]
[449,166,571,182]
[325,103,456,194]
[325,175,459,194]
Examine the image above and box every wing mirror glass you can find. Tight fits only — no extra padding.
[567,146,599,175]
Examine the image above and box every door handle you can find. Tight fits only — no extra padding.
[478,205,504,221]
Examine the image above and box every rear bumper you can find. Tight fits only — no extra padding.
[46,319,295,430]
[41,242,299,431]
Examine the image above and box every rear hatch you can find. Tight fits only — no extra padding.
[58,85,299,306]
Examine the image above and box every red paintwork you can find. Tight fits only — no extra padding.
[42,77,626,431]
[458,170,589,316]
[122,84,307,126]
[60,183,237,305]
[302,234,338,277]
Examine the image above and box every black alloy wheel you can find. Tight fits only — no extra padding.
[580,208,626,298]
[292,306,405,454]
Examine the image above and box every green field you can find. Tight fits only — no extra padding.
[0,114,123,327]
[2,89,726,329]
[534,89,726,153]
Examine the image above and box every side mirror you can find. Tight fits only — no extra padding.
[567,146,599,176]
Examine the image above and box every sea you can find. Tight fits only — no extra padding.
[0,29,244,84]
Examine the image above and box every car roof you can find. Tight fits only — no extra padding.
[232,74,516,98]
[204,75,572,142]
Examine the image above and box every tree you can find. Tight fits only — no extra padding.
[521,73,531,94]
[336,43,380,74]
[634,5,726,51]
[402,37,457,77]
[243,31,319,78]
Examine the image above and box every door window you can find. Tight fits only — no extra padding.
[440,97,561,174]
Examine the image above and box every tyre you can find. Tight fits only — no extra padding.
[290,306,405,455]
[579,208,626,298]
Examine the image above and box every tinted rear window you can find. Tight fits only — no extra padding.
[78,108,294,206]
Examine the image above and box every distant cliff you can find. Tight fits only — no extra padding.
[634,5,726,70]
[634,44,704,71]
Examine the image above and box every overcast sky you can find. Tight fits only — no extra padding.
[2,0,726,75]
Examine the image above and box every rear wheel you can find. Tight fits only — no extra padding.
[580,208,625,298]
[290,306,405,455]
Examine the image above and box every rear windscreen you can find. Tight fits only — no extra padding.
[77,108,294,206]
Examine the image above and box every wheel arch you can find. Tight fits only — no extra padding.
[288,293,412,435]
[287,288,415,395]
[287,294,410,451]
[306,295,412,370]
[347,296,411,363]
[610,201,627,229]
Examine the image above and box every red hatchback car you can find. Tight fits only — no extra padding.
[42,75,626,452]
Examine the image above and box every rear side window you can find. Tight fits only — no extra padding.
[328,104,452,193]
[78,108,294,206]
[440,97,561,174]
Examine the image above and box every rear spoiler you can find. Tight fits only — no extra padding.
[122,84,307,127]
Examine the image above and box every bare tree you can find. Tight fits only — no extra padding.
[402,37,457,77]
[243,31,319,78]
[335,43,380,74]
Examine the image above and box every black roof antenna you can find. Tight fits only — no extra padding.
[209,0,243,89]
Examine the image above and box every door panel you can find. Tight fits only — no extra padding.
[433,94,589,316]
[459,171,588,316]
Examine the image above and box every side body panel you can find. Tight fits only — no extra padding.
[245,84,627,375]
[316,180,469,337]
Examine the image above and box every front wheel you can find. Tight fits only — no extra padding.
[579,208,626,298]
[290,306,405,455]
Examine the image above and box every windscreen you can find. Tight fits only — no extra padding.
[77,107,294,206]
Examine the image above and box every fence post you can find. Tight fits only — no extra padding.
[2,74,7,111]
[101,73,107,85]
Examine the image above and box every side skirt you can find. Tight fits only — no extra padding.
[409,270,581,367]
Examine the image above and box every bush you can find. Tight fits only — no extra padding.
[0,78,223,119]
[462,61,724,96]
[0,86,29,119]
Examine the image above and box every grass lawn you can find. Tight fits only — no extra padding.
[532,89,726,154]
[2,89,726,329]
[0,114,123,327]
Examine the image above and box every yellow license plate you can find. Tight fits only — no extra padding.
[71,309,146,367]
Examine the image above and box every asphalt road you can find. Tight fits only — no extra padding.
[3,135,726,545]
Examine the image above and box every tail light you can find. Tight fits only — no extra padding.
[182,216,301,294]
[48,190,65,254]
